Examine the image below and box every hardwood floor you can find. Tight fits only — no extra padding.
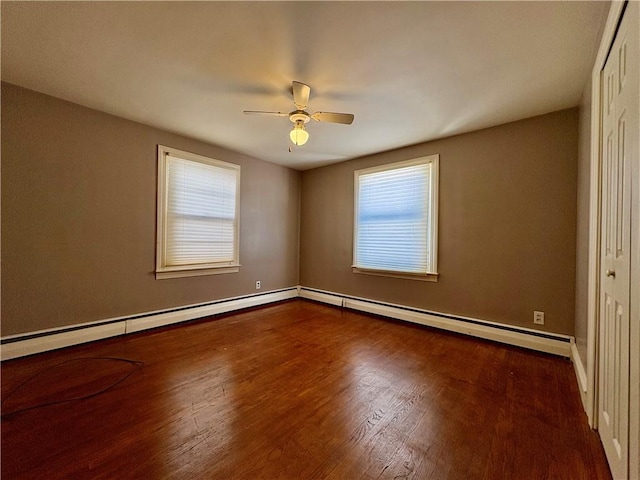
[1,299,611,479]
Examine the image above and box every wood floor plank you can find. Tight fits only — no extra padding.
[1,299,611,479]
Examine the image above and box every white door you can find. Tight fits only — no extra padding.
[598,2,639,479]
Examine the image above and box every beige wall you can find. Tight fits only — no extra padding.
[300,109,579,335]
[2,83,580,339]
[575,77,593,362]
[1,83,300,336]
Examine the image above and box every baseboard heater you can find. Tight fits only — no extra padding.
[0,287,299,361]
[1,286,572,360]
[299,287,572,357]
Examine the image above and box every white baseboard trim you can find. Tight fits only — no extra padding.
[1,287,298,361]
[300,287,572,357]
[570,341,589,408]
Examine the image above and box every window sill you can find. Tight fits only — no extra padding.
[156,264,240,280]
[352,267,439,282]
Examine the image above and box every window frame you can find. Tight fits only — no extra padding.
[352,155,439,282]
[155,145,241,280]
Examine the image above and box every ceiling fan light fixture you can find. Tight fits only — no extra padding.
[289,120,309,146]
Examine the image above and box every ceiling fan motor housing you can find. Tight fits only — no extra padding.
[289,110,310,124]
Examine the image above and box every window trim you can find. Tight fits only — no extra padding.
[352,155,439,281]
[156,145,241,280]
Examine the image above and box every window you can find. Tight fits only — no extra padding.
[156,145,240,279]
[353,155,439,281]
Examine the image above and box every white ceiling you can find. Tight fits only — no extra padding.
[2,1,609,170]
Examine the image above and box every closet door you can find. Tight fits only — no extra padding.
[598,2,638,479]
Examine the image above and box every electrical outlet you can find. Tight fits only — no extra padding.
[534,311,545,325]
[255,280,261,290]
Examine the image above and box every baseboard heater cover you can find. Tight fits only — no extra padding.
[1,287,298,361]
[299,287,572,357]
[1,286,572,360]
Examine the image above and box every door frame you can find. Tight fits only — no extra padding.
[586,1,639,478]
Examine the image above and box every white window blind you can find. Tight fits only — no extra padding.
[165,155,237,266]
[156,146,240,279]
[354,156,438,275]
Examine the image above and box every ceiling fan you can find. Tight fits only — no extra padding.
[243,81,354,147]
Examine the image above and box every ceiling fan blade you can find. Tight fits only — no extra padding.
[243,110,289,117]
[311,112,355,125]
[292,81,311,109]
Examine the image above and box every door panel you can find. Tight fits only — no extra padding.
[598,3,638,479]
